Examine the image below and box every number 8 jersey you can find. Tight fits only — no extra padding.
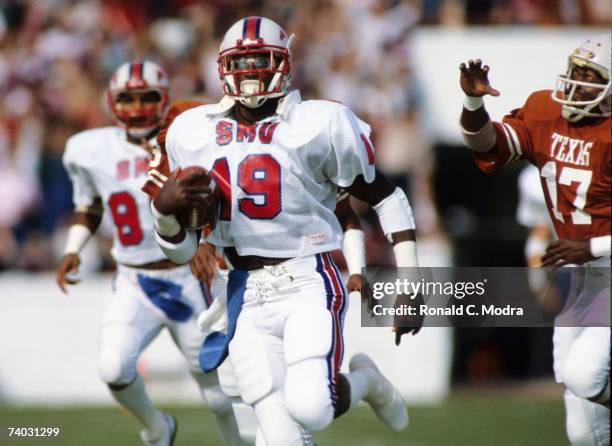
[164,91,376,258]
[63,127,167,265]
[473,90,611,242]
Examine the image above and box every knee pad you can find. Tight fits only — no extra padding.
[563,330,610,400]
[217,358,240,397]
[229,324,284,406]
[285,359,334,432]
[284,307,332,365]
[97,349,135,386]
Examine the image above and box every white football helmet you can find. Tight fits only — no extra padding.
[217,16,295,108]
[552,33,611,122]
[107,60,170,138]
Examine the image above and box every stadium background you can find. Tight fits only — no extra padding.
[0,1,609,445]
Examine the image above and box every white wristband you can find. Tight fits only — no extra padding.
[64,224,93,255]
[150,201,181,237]
[463,95,484,111]
[342,229,366,276]
[393,240,418,267]
[590,236,611,258]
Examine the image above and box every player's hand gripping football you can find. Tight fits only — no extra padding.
[153,168,212,216]
[393,293,424,346]
[55,253,81,294]
[459,59,500,98]
[541,240,595,267]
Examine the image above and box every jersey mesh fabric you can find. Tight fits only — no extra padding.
[64,127,167,265]
[165,94,375,258]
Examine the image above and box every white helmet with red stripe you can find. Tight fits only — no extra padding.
[552,33,611,122]
[107,60,170,138]
[218,16,295,108]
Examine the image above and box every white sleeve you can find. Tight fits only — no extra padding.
[63,138,98,208]
[325,106,376,187]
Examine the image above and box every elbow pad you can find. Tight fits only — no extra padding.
[461,119,497,152]
[63,224,93,255]
[372,187,415,243]
[155,230,198,264]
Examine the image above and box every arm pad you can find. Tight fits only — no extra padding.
[372,187,415,243]
[64,224,93,254]
[460,119,497,152]
[154,230,198,264]
[342,229,366,275]
[150,201,181,237]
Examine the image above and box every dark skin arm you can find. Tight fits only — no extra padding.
[55,198,104,294]
[345,170,419,344]
[459,59,500,134]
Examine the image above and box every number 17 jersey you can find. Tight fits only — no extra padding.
[164,91,376,258]
[473,90,611,242]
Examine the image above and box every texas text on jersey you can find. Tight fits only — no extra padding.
[472,90,611,242]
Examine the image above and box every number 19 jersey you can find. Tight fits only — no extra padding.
[165,91,376,258]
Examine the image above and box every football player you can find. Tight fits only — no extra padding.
[143,99,377,446]
[55,60,245,446]
[459,34,610,445]
[149,16,419,446]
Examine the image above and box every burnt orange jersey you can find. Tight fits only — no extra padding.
[474,90,611,242]
[142,99,206,198]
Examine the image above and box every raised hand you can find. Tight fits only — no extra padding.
[459,59,500,98]
[56,253,81,294]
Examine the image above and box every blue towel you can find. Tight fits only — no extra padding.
[137,274,192,322]
[199,269,248,373]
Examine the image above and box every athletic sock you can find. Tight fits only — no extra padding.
[109,374,165,436]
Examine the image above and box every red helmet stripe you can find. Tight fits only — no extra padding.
[243,17,261,41]
[129,60,143,82]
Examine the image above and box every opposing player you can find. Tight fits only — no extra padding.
[459,34,610,445]
[149,16,419,446]
[55,60,244,446]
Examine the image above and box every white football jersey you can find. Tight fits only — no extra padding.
[63,127,166,265]
[165,90,375,258]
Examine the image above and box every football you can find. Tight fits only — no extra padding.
[175,166,219,230]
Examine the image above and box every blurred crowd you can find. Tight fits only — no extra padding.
[0,0,609,271]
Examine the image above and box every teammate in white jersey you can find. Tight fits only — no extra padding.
[55,60,245,446]
[150,17,420,446]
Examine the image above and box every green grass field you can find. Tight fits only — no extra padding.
[0,395,566,446]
